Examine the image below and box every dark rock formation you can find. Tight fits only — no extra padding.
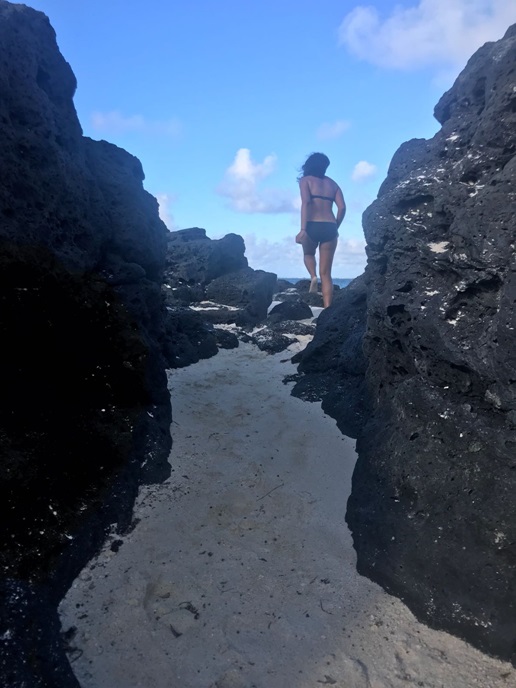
[294,25,516,662]
[0,3,171,684]
[269,319,316,337]
[162,305,219,368]
[162,228,279,353]
[164,228,248,289]
[214,328,239,350]
[206,267,277,327]
[252,329,294,354]
[292,275,368,438]
[268,298,313,322]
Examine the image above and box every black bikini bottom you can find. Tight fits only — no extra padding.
[305,221,338,244]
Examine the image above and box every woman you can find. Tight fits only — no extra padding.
[296,152,346,308]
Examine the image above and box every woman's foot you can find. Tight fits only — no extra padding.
[309,277,318,293]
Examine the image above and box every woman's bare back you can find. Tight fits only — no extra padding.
[301,175,343,223]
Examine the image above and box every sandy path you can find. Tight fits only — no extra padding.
[60,343,515,688]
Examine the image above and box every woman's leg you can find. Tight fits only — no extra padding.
[302,235,318,286]
[319,238,338,307]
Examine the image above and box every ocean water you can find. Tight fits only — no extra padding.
[280,277,353,289]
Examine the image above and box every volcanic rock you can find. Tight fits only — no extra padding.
[249,328,294,354]
[292,275,369,438]
[164,227,248,288]
[294,25,516,661]
[206,267,277,327]
[0,3,172,684]
[268,298,313,322]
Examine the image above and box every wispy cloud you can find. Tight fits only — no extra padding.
[91,110,182,137]
[217,148,298,214]
[338,0,516,71]
[155,193,177,230]
[316,119,351,140]
[243,233,367,277]
[351,161,377,182]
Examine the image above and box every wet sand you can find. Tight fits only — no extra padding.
[59,342,515,688]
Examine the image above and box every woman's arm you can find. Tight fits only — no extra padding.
[299,177,311,231]
[296,177,312,243]
[335,186,346,229]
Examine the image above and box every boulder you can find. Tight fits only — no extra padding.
[214,328,239,350]
[268,319,316,337]
[162,306,218,368]
[249,328,294,354]
[268,299,313,322]
[205,267,277,327]
[164,227,248,286]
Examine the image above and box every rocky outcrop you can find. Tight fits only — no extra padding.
[162,227,281,359]
[294,25,516,661]
[292,275,368,437]
[205,267,278,327]
[268,298,313,322]
[0,3,171,684]
[164,227,248,286]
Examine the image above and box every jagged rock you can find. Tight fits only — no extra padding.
[293,279,315,293]
[214,328,239,350]
[292,276,368,438]
[275,278,295,292]
[205,267,277,327]
[268,320,316,337]
[162,282,205,306]
[268,299,313,322]
[164,227,248,286]
[187,301,242,325]
[0,3,172,684]
[163,306,218,368]
[291,280,338,305]
[295,26,516,662]
[272,289,301,303]
[249,328,294,354]
[302,292,324,307]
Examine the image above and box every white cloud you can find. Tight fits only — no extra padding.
[316,119,351,140]
[217,148,298,214]
[351,161,377,182]
[243,233,367,278]
[332,237,367,274]
[338,0,516,70]
[91,110,181,136]
[155,193,177,230]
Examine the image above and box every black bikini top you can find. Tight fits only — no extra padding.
[310,193,335,202]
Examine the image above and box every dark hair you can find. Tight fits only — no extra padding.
[298,152,330,180]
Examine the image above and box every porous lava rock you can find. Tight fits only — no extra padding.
[0,2,172,685]
[164,227,248,290]
[269,319,316,337]
[162,228,278,340]
[268,298,313,322]
[292,275,369,438]
[205,267,277,327]
[295,26,516,661]
[248,328,294,354]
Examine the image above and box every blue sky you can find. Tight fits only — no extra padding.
[26,1,516,277]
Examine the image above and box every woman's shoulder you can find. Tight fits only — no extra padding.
[326,176,341,191]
